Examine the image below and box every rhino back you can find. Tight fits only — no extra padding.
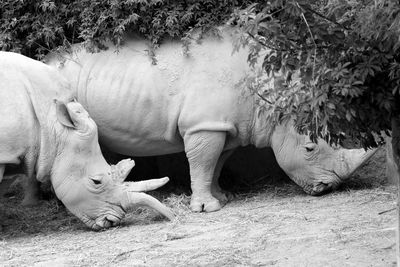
[0,52,73,175]
[56,32,254,156]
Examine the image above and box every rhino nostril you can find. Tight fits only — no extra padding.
[106,215,121,227]
[111,220,120,227]
[104,219,113,228]
[93,217,114,229]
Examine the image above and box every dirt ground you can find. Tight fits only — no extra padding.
[0,149,398,267]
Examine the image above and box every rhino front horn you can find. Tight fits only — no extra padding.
[121,191,174,221]
[337,148,378,179]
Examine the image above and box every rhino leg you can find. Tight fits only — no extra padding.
[0,164,4,183]
[184,131,226,212]
[21,177,41,206]
[21,158,40,206]
[211,150,234,204]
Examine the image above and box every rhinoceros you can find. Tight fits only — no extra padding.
[47,29,375,212]
[0,52,173,229]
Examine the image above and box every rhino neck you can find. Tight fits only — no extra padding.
[27,95,58,183]
[35,115,60,183]
[248,104,275,148]
[31,98,73,183]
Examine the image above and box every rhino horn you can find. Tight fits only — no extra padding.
[112,159,135,182]
[121,191,174,220]
[337,148,378,179]
[125,177,170,192]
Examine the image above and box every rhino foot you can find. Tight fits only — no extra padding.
[211,189,231,205]
[190,196,222,212]
[21,196,40,206]
[21,176,41,206]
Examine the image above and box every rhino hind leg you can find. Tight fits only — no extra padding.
[0,164,4,183]
[21,157,40,206]
[184,131,226,212]
[21,177,41,206]
[211,150,234,204]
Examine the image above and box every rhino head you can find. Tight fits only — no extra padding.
[49,101,174,229]
[270,125,376,196]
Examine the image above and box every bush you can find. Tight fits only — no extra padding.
[233,0,400,147]
[1,0,251,59]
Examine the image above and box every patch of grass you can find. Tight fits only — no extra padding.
[0,148,390,238]
[0,197,82,238]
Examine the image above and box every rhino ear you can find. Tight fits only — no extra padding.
[55,100,76,128]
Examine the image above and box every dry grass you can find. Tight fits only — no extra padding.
[0,149,397,266]
[0,168,391,238]
[0,198,82,237]
[0,180,397,266]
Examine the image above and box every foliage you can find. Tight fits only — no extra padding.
[2,0,399,148]
[233,0,400,147]
[0,0,251,59]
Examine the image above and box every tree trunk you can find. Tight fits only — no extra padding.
[387,137,400,184]
[391,117,400,266]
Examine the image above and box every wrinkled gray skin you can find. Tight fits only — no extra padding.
[47,29,376,212]
[0,52,174,229]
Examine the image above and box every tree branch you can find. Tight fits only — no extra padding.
[247,32,288,52]
[296,2,317,81]
[256,92,273,105]
[296,1,319,135]
[303,6,351,31]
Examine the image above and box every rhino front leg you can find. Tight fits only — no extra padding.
[184,131,226,212]
[211,150,234,204]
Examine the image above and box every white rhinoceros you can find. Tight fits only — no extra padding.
[47,29,375,212]
[0,52,173,229]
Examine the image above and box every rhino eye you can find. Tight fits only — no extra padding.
[86,175,106,193]
[90,177,102,185]
[304,143,316,152]
[91,179,101,185]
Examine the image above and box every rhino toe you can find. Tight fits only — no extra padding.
[190,196,222,212]
[211,189,235,205]
[204,200,223,212]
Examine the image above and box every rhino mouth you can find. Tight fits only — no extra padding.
[309,182,333,196]
[92,214,123,230]
[307,169,342,196]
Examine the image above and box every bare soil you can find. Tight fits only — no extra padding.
[0,148,397,266]
[0,180,396,267]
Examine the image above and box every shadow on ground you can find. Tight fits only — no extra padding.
[0,145,388,238]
